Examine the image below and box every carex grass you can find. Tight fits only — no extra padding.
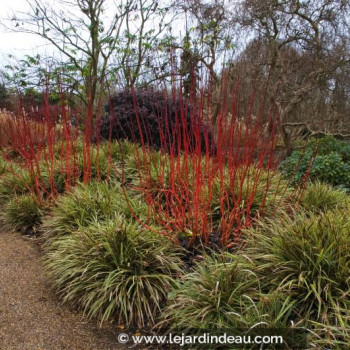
[243,208,350,347]
[44,217,184,328]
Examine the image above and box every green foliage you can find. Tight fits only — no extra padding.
[52,141,126,184]
[0,170,33,205]
[35,161,68,194]
[77,147,112,181]
[99,139,140,164]
[300,181,350,212]
[0,156,9,176]
[307,136,350,162]
[279,149,310,184]
[0,161,70,199]
[42,181,147,237]
[99,140,141,182]
[245,210,350,332]
[43,141,119,192]
[45,218,183,327]
[0,159,70,204]
[280,149,350,188]
[162,253,259,330]
[209,168,291,230]
[1,194,47,233]
[162,252,301,350]
[239,292,297,329]
[280,136,350,189]
[310,152,350,187]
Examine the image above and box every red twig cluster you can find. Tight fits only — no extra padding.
[117,84,292,248]
[0,79,297,248]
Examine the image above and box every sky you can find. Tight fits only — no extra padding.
[0,0,176,70]
[0,0,50,67]
[0,0,234,78]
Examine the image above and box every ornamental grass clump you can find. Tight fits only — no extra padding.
[1,194,47,234]
[162,253,260,331]
[76,146,114,181]
[0,169,34,205]
[99,140,144,183]
[99,139,140,164]
[0,156,9,176]
[300,181,349,213]
[42,181,147,237]
[245,209,350,329]
[161,251,307,350]
[45,217,183,327]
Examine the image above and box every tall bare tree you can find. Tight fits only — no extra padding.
[173,0,235,85]
[8,0,137,113]
[234,0,350,152]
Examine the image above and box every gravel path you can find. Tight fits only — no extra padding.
[0,231,127,350]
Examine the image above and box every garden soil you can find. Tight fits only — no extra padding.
[0,231,128,350]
